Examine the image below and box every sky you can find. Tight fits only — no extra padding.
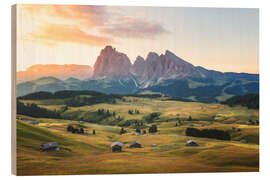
[17,5,259,73]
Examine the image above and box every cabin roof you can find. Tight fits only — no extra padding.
[41,142,59,149]
[111,142,123,147]
[187,140,197,144]
[130,141,141,145]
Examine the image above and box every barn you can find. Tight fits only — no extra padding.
[111,142,123,152]
[40,142,59,152]
[129,141,142,148]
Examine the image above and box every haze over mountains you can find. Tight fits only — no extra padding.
[17,46,259,102]
[17,64,93,83]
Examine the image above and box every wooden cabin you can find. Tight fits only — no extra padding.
[40,142,59,152]
[111,142,123,152]
[129,141,142,148]
[186,140,199,146]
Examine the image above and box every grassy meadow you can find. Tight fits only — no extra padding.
[17,96,259,175]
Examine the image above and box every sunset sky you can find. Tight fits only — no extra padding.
[17,4,259,74]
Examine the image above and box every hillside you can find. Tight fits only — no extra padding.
[221,94,259,109]
[16,76,259,103]
[16,93,259,175]
[17,90,259,128]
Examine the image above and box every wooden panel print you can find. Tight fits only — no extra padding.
[11,4,259,175]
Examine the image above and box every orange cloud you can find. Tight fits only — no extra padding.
[29,23,113,46]
[20,5,168,45]
[22,5,107,28]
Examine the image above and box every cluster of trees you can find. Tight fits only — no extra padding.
[186,127,231,140]
[143,112,161,123]
[117,120,130,127]
[27,91,115,107]
[135,128,146,134]
[221,94,259,109]
[67,125,96,135]
[17,100,61,119]
[65,95,116,107]
[128,109,140,115]
[116,115,123,121]
[120,127,127,135]
[149,125,158,133]
[133,120,143,126]
[175,119,183,127]
[18,91,56,100]
[67,125,84,134]
[59,105,68,113]
[18,90,106,100]
[97,109,116,117]
[120,125,156,135]
[248,119,259,125]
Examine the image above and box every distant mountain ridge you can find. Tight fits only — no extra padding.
[17,64,93,83]
[16,46,259,102]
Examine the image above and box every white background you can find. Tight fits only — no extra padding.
[1,0,269,179]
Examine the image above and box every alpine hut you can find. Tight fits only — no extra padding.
[186,140,199,146]
[129,141,142,148]
[111,142,123,152]
[40,142,59,152]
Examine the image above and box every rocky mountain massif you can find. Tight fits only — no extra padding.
[16,46,259,102]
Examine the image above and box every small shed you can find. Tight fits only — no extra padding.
[186,140,199,146]
[240,139,247,143]
[29,121,39,125]
[40,142,59,152]
[111,142,123,152]
[23,120,39,125]
[129,141,142,148]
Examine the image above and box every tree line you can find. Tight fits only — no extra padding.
[17,100,61,119]
[186,127,231,140]
[221,94,259,109]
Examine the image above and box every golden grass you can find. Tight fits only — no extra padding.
[17,97,259,175]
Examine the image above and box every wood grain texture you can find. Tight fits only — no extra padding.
[11,4,17,175]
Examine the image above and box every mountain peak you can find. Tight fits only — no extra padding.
[165,50,174,56]
[103,45,115,52]
[93,46,132,78]
[135,56,145,63]
[65,77,81,83]
[146,52,160,62]
[132,56,146,76]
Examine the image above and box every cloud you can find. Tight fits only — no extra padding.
[28,23,113,46]
[22,5,108,28]
[20,5,112,46]
[100,16,169,39]
[20,5,168,46]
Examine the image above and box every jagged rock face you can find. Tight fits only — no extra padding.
[92,46,212,86]
[17,64,93,83]
[131,56,146,76]
[138,50,201,85]
[93,46,132,79]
